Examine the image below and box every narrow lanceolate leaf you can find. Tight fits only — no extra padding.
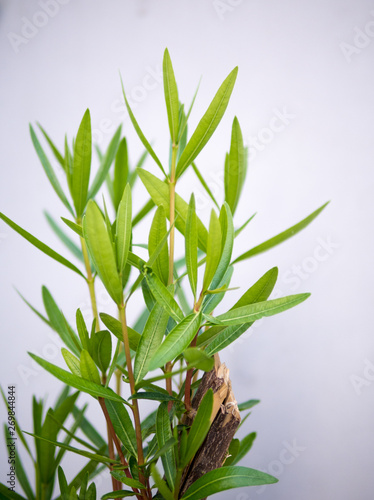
[238,399,260,411]
[224,117,246,215]
[214,294,310,327]
[144,270,184,322]
[24,431,118,464]
[231,432,256,465]
[185,194,198,298]
[180,466,277,500]
[183,348,214,372]
[80,349,101,385]
[150,464,174,500]
[0,212,85,278]
[210,203,234,290]
[150,312,202,370]
[83,201,122,304]
[138,169,208,252]
[163,48,179,144]
[90,330,112,373]
[203,210,222,292]
[101,491,137,499]
[149,206,169,285]
[100,313,141,351]
[104,399,137,458]
[110,471,145,490]
[76,309,90,352]
[176,67,238,178]
[61,217,84,238]
[71,109,92,217]
[44,211,83,262]
[42,286,82,356]
[30,125,74,215]
[156,402,176,489]
[62,348,81,376]
[233,202,330,263]
[134,303,170,385]
[113,137,129,211]
[116,184,132,274]
[120,77,166,177]
[37,123,65,168]
[181,389,213,468]
[191,162,220,209]
[88,125,121,200]
[235,212,256,238]
[28,353,125,402]
[203,267,279,353]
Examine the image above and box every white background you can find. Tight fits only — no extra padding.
[1,1,373,499]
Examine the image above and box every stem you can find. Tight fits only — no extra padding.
[166,145,178,408]
[118,304,146,492]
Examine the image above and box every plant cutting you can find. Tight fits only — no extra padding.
[0,49,328,500]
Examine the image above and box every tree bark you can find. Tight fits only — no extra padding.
[179,354,241,498]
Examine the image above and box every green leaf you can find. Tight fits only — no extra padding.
[110,471,144,490]
[148,206,169,286]
[137,169,208,252]
[28,353,124,402]
[61,217,84,238]
[113,137,129,211]
[202,265,233,315]
[181,389,213,468]
[0,484,27,500]
[150,464,174,500]
[223,438,240,466]
[29,125,74,215]
[233,202,330,263]
[132,198,154,228]
[72,406,106,448]
[116,183,132,275]
[210,202,234,291]
[129,392,179,402]
[238,399,260,411]
[37,123,65,168]
[202,209,222,291]
[80,350,101,385]
[120,77,166,177]
[44,211,83,263]
[134,303,169,385]
[185,194,198,298]
[180,466,278,500]
[15,289,51,328]
[232,267,278,310]
[71,109,92,217]
[183,348,214,372]
[156,402,176,489]
[100,313,141,351]
[90,330,112,373]
[224,117,247,215]
[176,67,238,178]
[231,432,256,465]
[163,48,179,144]
[83,200,123,304]
[234,212,256,238]
[24,431,118,464]
[76,309,90,352]
[191,162,219,209]
[0,212,85,278]
[144,270,184,322]
[101,491,137,499]
[213,294,310,327]
[42,286,81,357]
[150,312,202,370]
[104,399,137,458]
[88,125,121,200]
[62,348,81,376]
